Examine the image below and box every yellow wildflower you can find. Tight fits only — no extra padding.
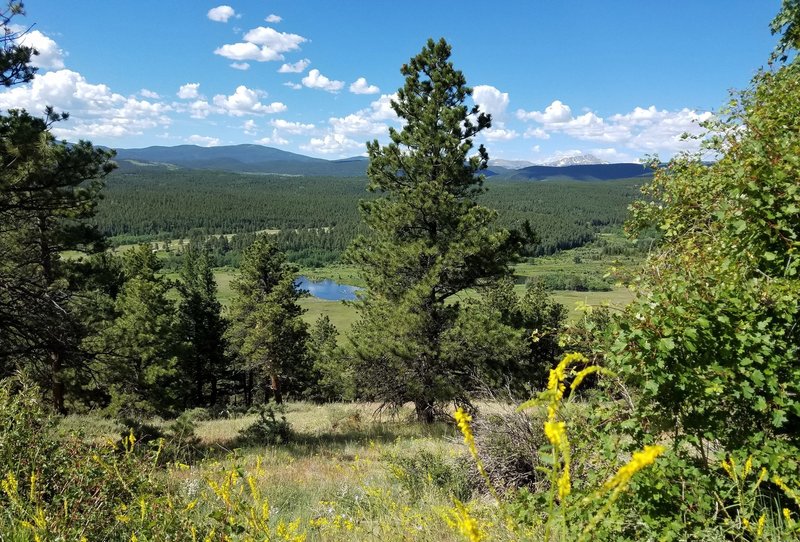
[544,420,566,448]
[602,445,665,492]
[454,408,478,459]
[29,472,37,502]
[443,500,484,542]
[1,472,18,499]
[773,476,800,507]
[756,514,765,537]
[744,456,752,477]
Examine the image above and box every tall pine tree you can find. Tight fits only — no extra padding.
[346,38,524,422]
[177,245,227,408]
[226,236,308,405]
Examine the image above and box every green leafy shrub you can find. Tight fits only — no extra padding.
[387,449,472,501]
[237,403,293,445]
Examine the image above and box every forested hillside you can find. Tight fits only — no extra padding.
[94,167,641,263]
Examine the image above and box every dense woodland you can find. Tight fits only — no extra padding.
[1,2,799,540]
[94,169,640,265]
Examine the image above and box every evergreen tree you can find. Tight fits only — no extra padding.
[346,38,525,421]
[0,2,37,87]
[226,236,308,405]
[0,109,115,412]
[92,246,181,416]
[306,315,353,402]
[177,245,227,407]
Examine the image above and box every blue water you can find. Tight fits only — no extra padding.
[295,276,361,301]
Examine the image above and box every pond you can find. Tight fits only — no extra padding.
[295,276,361,301]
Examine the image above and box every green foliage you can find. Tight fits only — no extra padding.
[387,449,473,501]
[0,2,37,87]
[90,245,182,416]
[346,38,524,421]
[305,315,355,402]
[0,376,191,540]
[177,245,228,408]
[614,38,800,476]
[227,235,309,404]
[0,109,115,412]
[237,403,293,445]
[479,278,567,392]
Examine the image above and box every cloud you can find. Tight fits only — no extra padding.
[523,127,550,139]
[472,85,509,118]
[230,62,250,71]
[256,129,289,146]
[283,82,302,90]
[270,119,315,134]
[140,89,160,99]
[187,100,210,119]
[188,134,221,147]
[301,69,344,92]
[212,85,287,116]
[482,127,519,141]
[329,113,386,136]
[207,5,236,23]
[301,133,362,155]
[517,99,572,123]
[516,99,713,155]
[349,77,379,95]
[278,58,310,73]
[265,14,282,23]
[214,42,283,62]
[15,29,65,70]
[177,83,200,99]
[367,93,399,121]
[242,26,306,52]
[243,119,257,135]
[0,69,172,139]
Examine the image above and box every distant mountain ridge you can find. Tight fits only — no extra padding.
[113,144,651,180]
[542,154,609,167]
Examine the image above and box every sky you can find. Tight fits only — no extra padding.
[0,1,784,163]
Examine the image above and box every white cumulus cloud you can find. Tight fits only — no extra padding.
[517,100,572,124]
[188,134,221,147]
[301,133,362,155]
[212,85,287,116]
[256,129,289,146]
[140,89,160,99]
[14,29,65,70]
[349,77,379,95]
[283,82,302,90]
[214,42,283,62]
[482,128,519,141]
[242,119,258,135]
[242,26,306,52]
[278,58,310,73]
[207,5,236,22]
[302,69,344,92]
[270,119,315,134]
[265,14,282,23]
[472,85,509,118]
[0,69,172,140]
[177,83,200,99]
[230,62,250,71]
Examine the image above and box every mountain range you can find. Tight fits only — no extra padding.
[112,144,652,181]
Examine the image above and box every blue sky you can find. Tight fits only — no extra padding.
[0,1,782,163]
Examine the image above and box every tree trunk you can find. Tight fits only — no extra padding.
[244,370,253,407]
[415,399,435,424]
[270,373,283,404]
[51,350,66,415]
